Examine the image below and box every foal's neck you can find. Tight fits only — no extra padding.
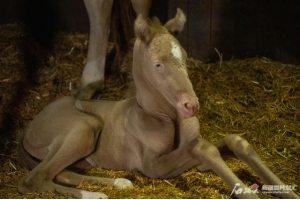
[135,85,177,122]
[131,40,178,122]
[132,73,177,122]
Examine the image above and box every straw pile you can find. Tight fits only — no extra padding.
[0,23,299,198]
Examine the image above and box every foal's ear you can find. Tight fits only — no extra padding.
[134,14,153,43]
[164,8,186,35]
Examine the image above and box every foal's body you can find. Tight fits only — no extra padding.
[18,10,299,199]
[23,95,188,174]
[23,97,138,170]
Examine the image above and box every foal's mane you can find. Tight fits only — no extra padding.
[146,17,169,36]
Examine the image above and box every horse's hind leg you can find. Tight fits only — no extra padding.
[18,125,106,198]
[19,175,107,199]
[56,169,133,189]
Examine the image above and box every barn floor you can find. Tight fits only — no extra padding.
[0,23,299,198]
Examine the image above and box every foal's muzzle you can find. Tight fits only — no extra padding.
[176,93,199,118]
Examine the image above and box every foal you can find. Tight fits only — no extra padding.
[18,9,299,199]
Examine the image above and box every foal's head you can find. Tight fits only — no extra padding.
[133,9,199,119]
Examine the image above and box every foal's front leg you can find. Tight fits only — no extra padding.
[207,134,299,199]
[141,117,201,179]
[151,138,259,198]
[142,117,259,198]
[192,139,260,198]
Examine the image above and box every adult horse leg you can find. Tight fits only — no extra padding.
[18,124,106,198]
[78,0,151,100]
[78,0,113,100]
[130,0,151,16]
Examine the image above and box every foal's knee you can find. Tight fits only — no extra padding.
[75,128,99,156]
[193,140,221,163]
[224,134,257,159]
[70,120,102,155]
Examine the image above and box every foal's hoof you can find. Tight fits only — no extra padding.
[80,191,108,199]
[113,178,133,189]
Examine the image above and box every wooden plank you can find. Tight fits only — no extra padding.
[150,0,169,24]
[19,0,56,47]
[210,0,235,61]
[233,0,260,59]
[56,0,80,32]
[0,0,20,24]
[256,0,283,61]
[280,0,300,64]
[187,0,211,62]
[77,0,89,33]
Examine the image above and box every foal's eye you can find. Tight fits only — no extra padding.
[155,63,163,69]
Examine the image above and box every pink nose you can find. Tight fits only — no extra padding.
[177,93,199,118]
[184,101,198,114]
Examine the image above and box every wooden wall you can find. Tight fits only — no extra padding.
[169,0,300,64]
[1,0,299,64]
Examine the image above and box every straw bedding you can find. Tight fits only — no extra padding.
[0,23,299,198]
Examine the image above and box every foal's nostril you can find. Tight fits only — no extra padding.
[184,102,193,112]
[178,93,199,118]
[184,102,189,109]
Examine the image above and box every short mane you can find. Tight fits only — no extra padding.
[146,17,169,35]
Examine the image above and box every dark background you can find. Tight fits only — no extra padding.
[1,0,299,64]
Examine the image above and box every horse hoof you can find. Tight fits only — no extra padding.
[113,178,133,189]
